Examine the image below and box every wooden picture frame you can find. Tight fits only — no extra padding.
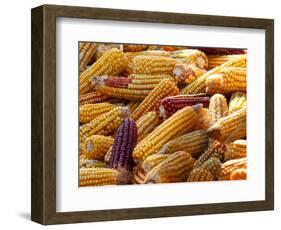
[31,4,274,225]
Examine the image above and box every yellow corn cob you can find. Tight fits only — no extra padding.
[79,42,98,72]
[229,92,247,114]
[80,168,123,186]
[123,44,148,52]
[136,111,161,142]
[219,157,247,180]
[80,107,129,152]
[187,168,215,182]
[79,159,107,168]
[127,101,140,113]
[131,79,179,120]
[141,154,170,173]
[125,50,170,74]
[133,104,200,163]
[172,63,207,84]
[94,44,121,60]
[230,168,247,180]
[131,55,178,75]
[157,130,208,157]
[194,141,225,169]
[207,107,246,143]
[144,151,195,183]
[80,91,110,105]
[180,54,247,94]
[80,48,125,94]
[224,139,247,161]
[207,55,245,70]
[104,147,112,163]
[188,157,221,182]
[209,94,229,124]
[79,103,115,123]
[94,74,174,101]
[83,135,114,160]
[194,108,212,130]
[170,49,208,69]
[206,67,246,95]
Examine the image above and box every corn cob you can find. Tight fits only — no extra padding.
[94,44,121,60]
[80,159,107,168]
[83,135,114,160]
[133,104,200,163]
[195,47,246,55]
[132,166,146,184]
[123,44,148,52]
[131,55,178,75]
[156,94,210,120]
[187,168,215,182]
[209,94,229,124]
[109,118,137,174]
[127,101,140,113]
[144,151,195,183]
[207,107,246,143]
[80,168,124,186]
[207,55,245,70]
[80,91,111,105]
[94,74,174,101]
[79,42,98,72]
[206,67,246,95]
[224,139,247,161]
[125,50,170,74]
[80,107,129,150]
[194,141,225,169]
[158,130,208,157]
[80,48,125,94]
[170,49,208,69]
[136,111,161,142]
[230,168,247,180]
[131,79,179,120]
[219,157,247,180]
[201,157,222,175]
[180,54,247,94]
[79,103,115,123]
[194,108,212,130]
[229,92,247,114]
[172,63,207,84]
[141,154,170,173]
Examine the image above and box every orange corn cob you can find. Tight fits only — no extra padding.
[94,44,121,60]
[209,94,229,124]
[80,91,110,105]
[157,129,208,157]
[94,74,174,101]
[127,101,140,113]
[207,107,246,143]
[229,92,247,114]
[219,157,247,180]
[133,104,200,163]
[80,48,125,94]
[144,151,195,183]
[79,102,115,123]
[206,67,246,95]
[83,135,114,160]
[180,54,247,94]
[224,139,247,161]
[207,54,245,70]
[194,108,213,130]
[131,55,178,75]
[230,168,247,180]
[123,44,148,52]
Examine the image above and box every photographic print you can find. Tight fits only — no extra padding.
[79,43,247,187]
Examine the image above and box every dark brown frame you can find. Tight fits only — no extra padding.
[31,4,274,225]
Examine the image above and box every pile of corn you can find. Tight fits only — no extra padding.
[79,42,247,186]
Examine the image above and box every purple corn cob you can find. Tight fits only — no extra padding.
[109,118,137,172]
[194,47,246,55]
[156,94,210,120]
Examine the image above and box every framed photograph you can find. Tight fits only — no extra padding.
[31,4,274,225]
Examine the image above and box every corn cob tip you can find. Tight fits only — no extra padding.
[207,124,220,138]
[192,103,203,111]
[86,142,94,152]
[117,168,132,185]
[92,75,108,87]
